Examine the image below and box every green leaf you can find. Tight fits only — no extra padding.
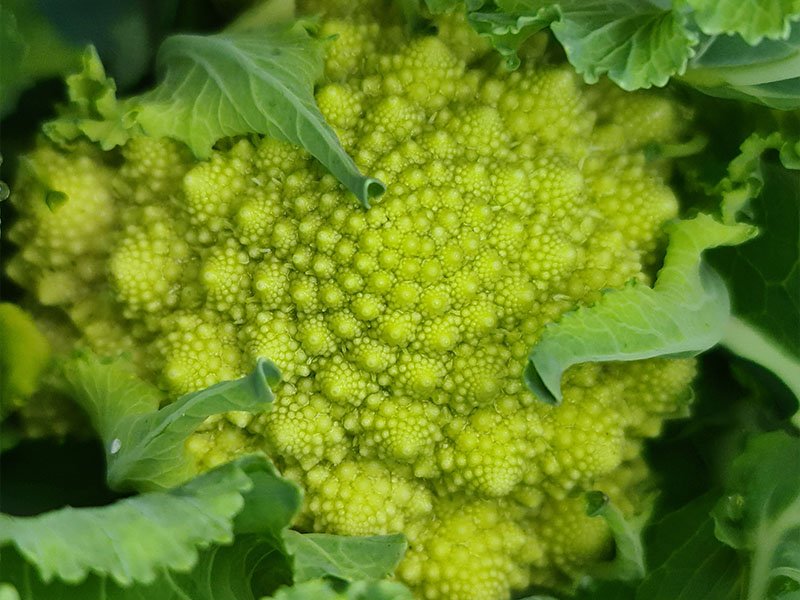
[0,304,51,418]
[467,7,555,69]
[0,458,258,585]
[1,456,303,598]
[0,549,414,600]
[712,431,800,600]
[61,353,279,491]
[283,532,407,583]
[266,579,413,600]
[476,0,698,89]
[41,22,384,207]
[585,491,647,581]
[2,542,278,600]
[0,379,410,598]
[681,27,800,110]
[235,470,303,538]
[525,213,756,404]
[458,0,800,105]
[129,24,384,207]
[636,493,746,600]
[686,0,800,45]
[544,0,697,90]
[0,0,82,117]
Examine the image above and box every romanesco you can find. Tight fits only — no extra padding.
[7,6,698,599]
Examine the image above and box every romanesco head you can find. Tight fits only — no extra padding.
[8,9,696,600]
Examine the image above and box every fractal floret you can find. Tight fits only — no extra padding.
[7,7,697,600]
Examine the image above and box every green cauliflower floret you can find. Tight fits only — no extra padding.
[7,10,696,600]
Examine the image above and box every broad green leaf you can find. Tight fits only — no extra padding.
[525,213,756,404]
[59,354,163,441]
[681,27,800,110]
[266,579,413,600]
[686,0,800,45]
[1,456,303,598]
[544,0,697,90]
[283,532,407,583]
[712,431,800,600]
[636,493,746,600]
[483,0,697,89]
[0,0,82,117]
[3,545,410,600]
[2,537,288,600]
[428,1,800,103]
[61,353,279,491]
[42,23,384,207]
[236,469,303,538]
[585,491,647,581]
[0,304,51,418]
[467,7,555,69]
[0,458,257,585]
[130,24,384,207]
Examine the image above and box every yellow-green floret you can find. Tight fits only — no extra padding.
[7,10,696,600]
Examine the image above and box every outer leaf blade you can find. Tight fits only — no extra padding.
[60,354,163,443]
[61,354,279,491]
[682,27,800,109]
[0,459,256,586]
[489,0,697,89]
[106,359,279,491]
[0,456,303,598]
[0,542,410,600]
[525,214,756,404]
[467,7,555,69]
[131,25,384,207]
[283,531,407,583]
[546,0,697,90]
[686,0,800,45]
